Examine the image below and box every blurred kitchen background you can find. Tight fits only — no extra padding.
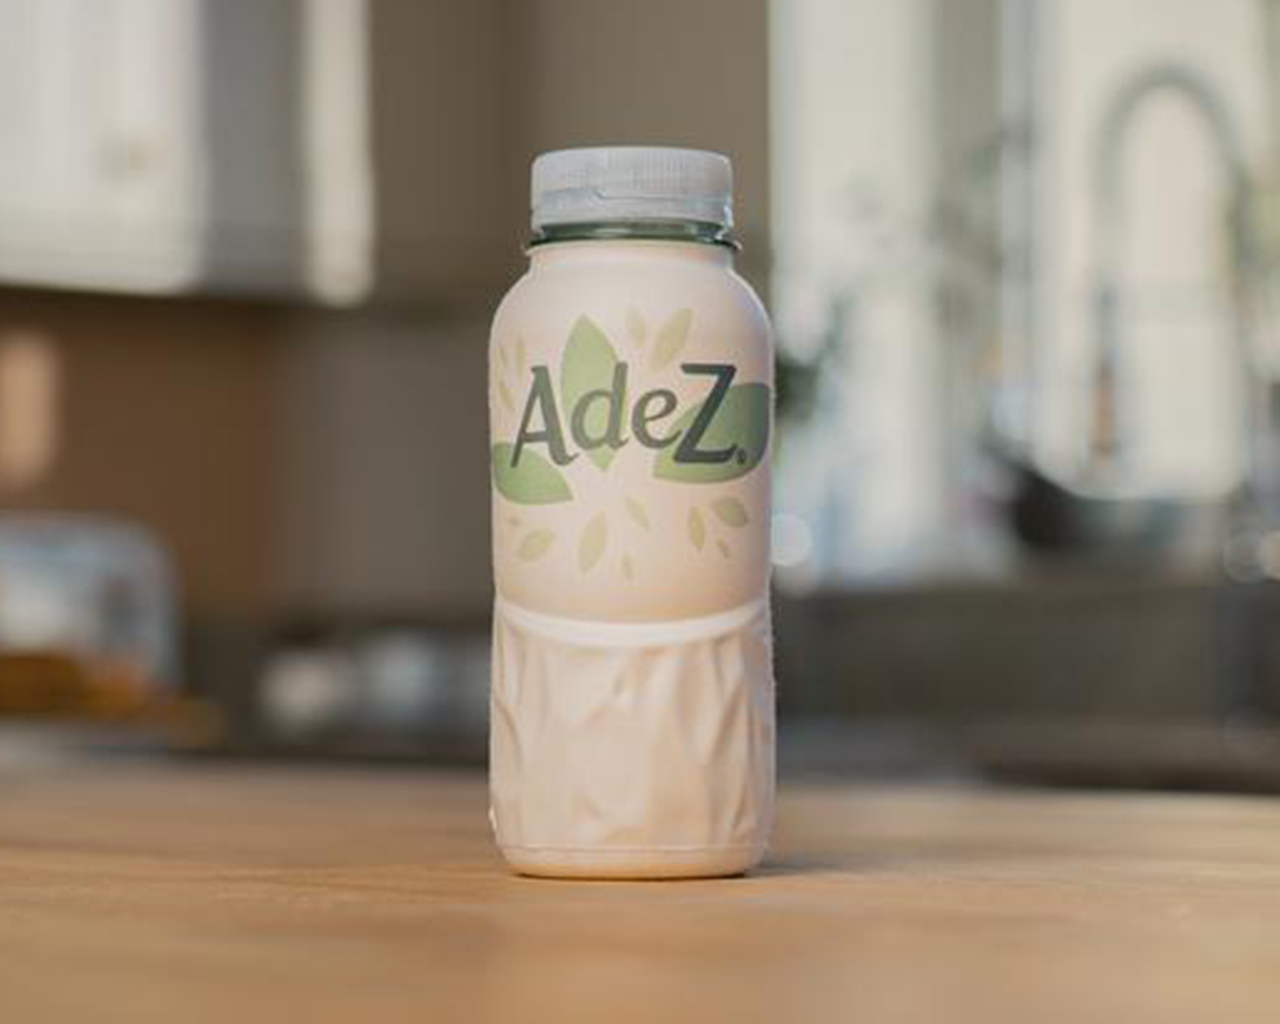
[7,0,1280,788]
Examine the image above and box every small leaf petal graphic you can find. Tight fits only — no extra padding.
[626,307,648,347]
[579,513,608,572]
[650,308,692,371]
[516,335,527,375]
[688,507,706,551]
[717,539,731,559]
[624,496,650,531]
[497,379,515,414]
[518,530,555,561]
[496,343,509,368]
[710,496,749,527]
[622,555,635,581]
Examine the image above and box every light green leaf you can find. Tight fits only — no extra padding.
[516,335,527,375]
[653,383,771,483]
[649,308,692,371]
[579,513,608,572]
[626,307,648,347]
[561,316,620,471]
[624,495,650,531]
[717,539,731,559]
[622,555,634,581]
[710,496,749,527]
[688,507,706,550]
[497,379,515,414]
[492,443,572,505]
[496,343,508,368]
[518,530,555,561]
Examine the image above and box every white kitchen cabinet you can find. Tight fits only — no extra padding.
[0,0,206,293]
[0,0,512,304]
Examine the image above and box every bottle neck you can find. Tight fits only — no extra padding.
[527,221,736,270]
[529,219,736,249]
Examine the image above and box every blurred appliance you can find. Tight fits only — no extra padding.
[253,621,488,761]
[0,514,178,716]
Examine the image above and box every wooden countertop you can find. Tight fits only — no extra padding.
[3,763,1280,1024]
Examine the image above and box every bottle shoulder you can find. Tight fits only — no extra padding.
[491,251,771,351]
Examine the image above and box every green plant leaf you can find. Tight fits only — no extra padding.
[518,530,555,561]
[626,307,647,347]
[710,496,749,527]
[560,316,620,470]
[653,383,771,483]
[624,495,650,531]
[492,443,572,504]
[649,308,692,371]
[579,513,608,572]
[688,507,706,550]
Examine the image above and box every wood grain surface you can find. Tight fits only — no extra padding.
[2,763,1279,1024]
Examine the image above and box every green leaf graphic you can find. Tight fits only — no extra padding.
[518,530,555,561]
[516,335,527,375]
[561,316,620,471]
[492,443,572,504]
[653,383,771,483]
[717,539,731,559]
[710,496,749,527]
[579,513,608,572]
[626,307,648,347]
[688,507,706,550]
[622,555,635,581]
[649,308,692,371]
[624,495,650,531]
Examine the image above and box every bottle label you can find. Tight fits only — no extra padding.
[493,313,769,497]
[491,308,772,619]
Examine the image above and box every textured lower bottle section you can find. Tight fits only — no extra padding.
[490,598,775,879]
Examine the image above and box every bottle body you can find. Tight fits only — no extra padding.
[488,238,775,878]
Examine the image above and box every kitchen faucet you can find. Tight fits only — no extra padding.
[1088,62,1267,501]
[1007,63,1267,559]
[1090,62,1280,721]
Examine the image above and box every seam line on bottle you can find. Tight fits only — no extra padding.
[494,595,768,648]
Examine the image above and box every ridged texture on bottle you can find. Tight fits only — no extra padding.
[531,147,733,230]
[490,599,775,878]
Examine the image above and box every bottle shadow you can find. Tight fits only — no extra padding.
[742,853,877,879]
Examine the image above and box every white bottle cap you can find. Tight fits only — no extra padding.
[531,147,734,232]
